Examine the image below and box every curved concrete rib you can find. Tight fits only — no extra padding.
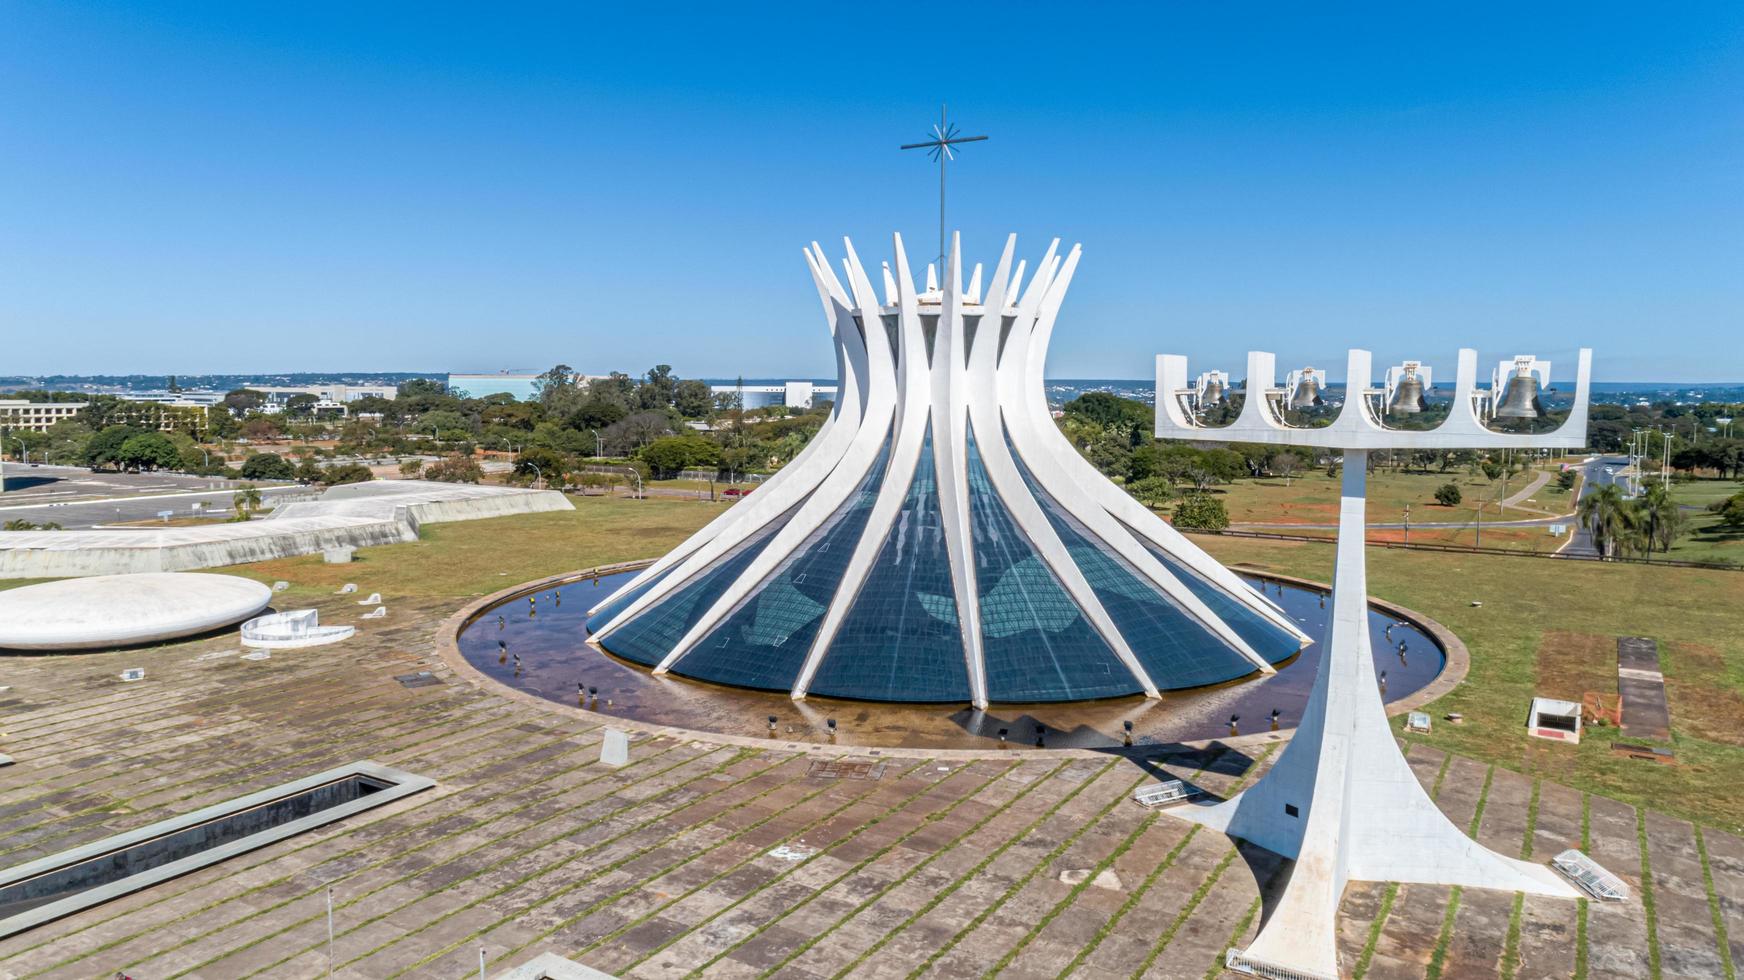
[588,243,856,615]
[931,234,988,707]
[590,245,870,640]
[792,233,934,699]
[656,240,900,673]
[1019,252,1310,647]
[965,236,1158,696]
[997,247,1280,674]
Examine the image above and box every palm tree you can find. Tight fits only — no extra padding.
[232,484,262,521]
[1577,483,1629,558]
[1631,483,1685,558]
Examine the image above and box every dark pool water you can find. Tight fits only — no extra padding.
[457,571,1443,749]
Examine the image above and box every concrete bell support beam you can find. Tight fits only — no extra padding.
[1156,348,1587,979]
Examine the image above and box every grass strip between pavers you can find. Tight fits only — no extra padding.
[570,757,942,974]
[755,759,1072,979]
[359,749,837,969]
[1055,743,1272,976]
[1574,792,1591,980]
[1130,845,1241,979]
[1695,826,1738,980]
[987,748,1238,977]
[20,723,633,974]
[1637,807,1663,980]
[916,767,1147,979]
[151,743,763,979]
[0,670,508,861]
[674,761,1020,978]
[1210,897,1265,980]
[1351,883,1401,980]
[1499,777,1542,980]
[379,754,909,978]
[824,759,1112,979]
[1424,762,1496,980]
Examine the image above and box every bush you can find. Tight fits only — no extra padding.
[319,462,374,486]
[1557,470,1577,491]
[1434,483,1463,507]
[425,454,483,483]
[241,452,295,481]
[1172,493,1229,531]
[1125,476,1175,509]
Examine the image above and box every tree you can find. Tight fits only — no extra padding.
[1064,392,1151,430]
[1557,470,1577,491]
[1577,483,1630,558]
[240,417,281,441]
[1269,452,1300,486]
[1630,483,1686,558]
[1172,493,1229,530]
[397,378,448,399]
[639,365,678,410]
[639,435,721,478]
[425,454,483,483]
[1431,483,1461,507]
[534,364,586,415]
[603,410,674,453]
[674,379,714,418]
[240,452,295,480]
[120,430,181,470]
[514,446,566,486]
[399,459,425,479]
[1710,490,1744,529]
[318,463,373,486]
[85,425,143,470]
[283,393,319,418]
[221,388,265,414]
[231,484,262,521]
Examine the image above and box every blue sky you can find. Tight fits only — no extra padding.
[2,3,1740,382]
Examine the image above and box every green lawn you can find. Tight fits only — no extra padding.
[231,494,728,601]
[1195,533,1744,831]
[9,492,1743,831]
[1214,464,1571,528]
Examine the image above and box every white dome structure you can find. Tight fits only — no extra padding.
[588,233,1310,707]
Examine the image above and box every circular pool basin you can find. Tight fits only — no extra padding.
[457,569,1447,750]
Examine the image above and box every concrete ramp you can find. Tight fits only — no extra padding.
[0,481,572,578]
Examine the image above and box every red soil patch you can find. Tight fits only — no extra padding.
[1663,642,1744,747]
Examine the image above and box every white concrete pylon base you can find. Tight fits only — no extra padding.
[1167,451,1577,980]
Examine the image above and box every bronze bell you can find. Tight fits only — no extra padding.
[1202,379,1225,406]
[1389,374,1428,415]
[1495,371,1543,418]
[1289,375,1323,410]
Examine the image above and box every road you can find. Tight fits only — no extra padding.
[0,464,303,529]
[1559,455,1631,557]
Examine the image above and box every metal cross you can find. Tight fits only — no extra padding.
[900,104,988,272]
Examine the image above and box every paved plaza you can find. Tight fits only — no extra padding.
[0,590,1737,979]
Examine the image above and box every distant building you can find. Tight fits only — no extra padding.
[710,380,839,411]
[0,400,88,432]
[448,372,543,401]
[248,384,396,406]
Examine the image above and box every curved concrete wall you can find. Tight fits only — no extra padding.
[0,482,572,578]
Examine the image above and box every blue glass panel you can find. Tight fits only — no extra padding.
[585,566,672,634]
[966,427,1138,701]
[1009,449,1266,689]
[597,509,794,667]
[669,435,892,692]
[810,423,973,703]
[1133,531,1303,665]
